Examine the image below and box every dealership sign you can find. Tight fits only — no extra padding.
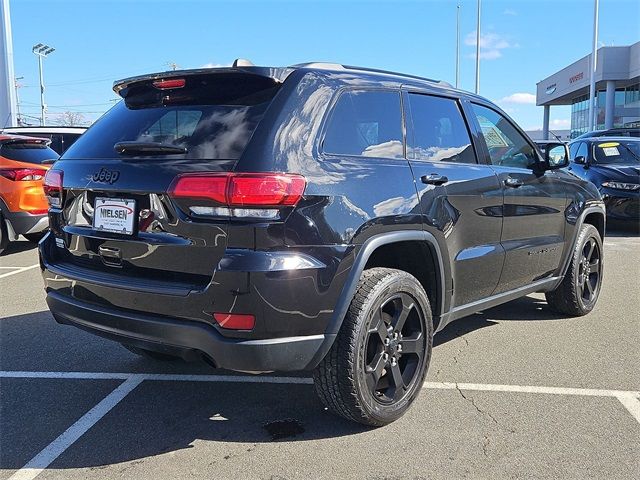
[569,72,584,84]
[546,84,557,94]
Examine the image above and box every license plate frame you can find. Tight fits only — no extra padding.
[93,197,136,235]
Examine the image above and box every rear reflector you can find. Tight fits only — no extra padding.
[152,78,186,89]
[43,169,63,207]
[169,173,306,208]
[213,313,255,330]
[0,168,46,181]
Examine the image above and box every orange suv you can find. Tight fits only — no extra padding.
[0,135,58,254]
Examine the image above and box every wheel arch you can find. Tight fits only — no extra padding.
[305,230,448,370]
[558,204,606,281]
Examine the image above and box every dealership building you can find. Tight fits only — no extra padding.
[536,41,640,139]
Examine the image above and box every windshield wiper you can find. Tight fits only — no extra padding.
[114,141,187,156]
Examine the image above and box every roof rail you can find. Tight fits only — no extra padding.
[290,62,451,87]
[343,64,450,86]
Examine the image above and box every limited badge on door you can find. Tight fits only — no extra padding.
[93,197,136,235]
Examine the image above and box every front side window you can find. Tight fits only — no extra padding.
[471,104,537,169]
[407,93,476,163]
[323,90,403,159]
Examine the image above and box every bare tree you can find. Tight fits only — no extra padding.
[58,111,86,126]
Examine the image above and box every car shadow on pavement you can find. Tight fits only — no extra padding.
[0,295,578,470]
[434,295,570,347]
[0,239,38,257]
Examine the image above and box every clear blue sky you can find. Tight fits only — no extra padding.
[10,0,640,130]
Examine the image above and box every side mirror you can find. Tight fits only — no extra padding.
[538,142,569,170]
[574,155,589,167]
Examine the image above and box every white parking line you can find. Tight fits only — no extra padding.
[423,381,640,399]
[4,371,639,480]
[0,264,39,279]
[8,377,143,480]
[617,394,640,424]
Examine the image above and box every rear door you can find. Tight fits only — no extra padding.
[404,91,504,307]
[467,103,567,293]
[47,72,281,292]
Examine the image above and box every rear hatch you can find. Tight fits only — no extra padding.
[44,71,282,293]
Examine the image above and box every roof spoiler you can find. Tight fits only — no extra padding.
[113,60,294,95]
[0,136,51,146]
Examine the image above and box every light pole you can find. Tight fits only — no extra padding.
[455,4,460,89]
[587,0,599,132]
[32,43,55,126]
[475,0,481,94]
[14,76,23,125]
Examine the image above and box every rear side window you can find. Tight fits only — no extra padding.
[323,90,403,159]
[407,93,476,163]
[62,73,280,160]
[0,143,58,164]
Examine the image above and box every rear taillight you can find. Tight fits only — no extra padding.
[169,173,306,218]
[0,168,46,181]
[43,169,64,208]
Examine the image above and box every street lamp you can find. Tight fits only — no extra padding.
[32,43,55,126]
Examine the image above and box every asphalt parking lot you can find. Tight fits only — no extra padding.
[1,228,639,480]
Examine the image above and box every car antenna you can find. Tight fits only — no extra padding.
[549,130,563,142]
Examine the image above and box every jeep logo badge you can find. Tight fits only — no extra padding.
[92,167,120,184]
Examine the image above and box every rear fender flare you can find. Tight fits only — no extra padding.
[556,204,606,285]
[305,230,447,369]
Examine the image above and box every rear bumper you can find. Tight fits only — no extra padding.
[46,290,332,372]
[3,210,48,239]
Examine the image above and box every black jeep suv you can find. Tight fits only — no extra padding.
[40,62,605,426]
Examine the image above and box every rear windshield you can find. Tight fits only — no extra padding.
[592,141,640,165]
[62,73,280,160]
[0,143,59,164]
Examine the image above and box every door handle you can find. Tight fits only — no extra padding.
[504,177,524,188]
[421,173,449,186]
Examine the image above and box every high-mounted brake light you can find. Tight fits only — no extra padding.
[152,78,186,89]
[0,168,46,181]
[169,173,306,208]
[43,169,64,208]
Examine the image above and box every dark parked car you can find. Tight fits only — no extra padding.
[40,62,606,425]
[567,137,640,222]
[575,127,640,139]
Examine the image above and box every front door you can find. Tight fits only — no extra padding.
[468,103,567,293]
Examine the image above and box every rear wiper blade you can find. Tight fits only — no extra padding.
[114,141,187,155]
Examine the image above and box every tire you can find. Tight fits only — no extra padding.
[0,213,9,255]
[545,223,603,316]
[313,267,433,426]
[24,232,46,243]
[122,344,181,361]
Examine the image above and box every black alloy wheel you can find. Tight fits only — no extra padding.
[314,267,433,426]
[546,223,604,316]
[364,292,427,405]
[577,236,601,305]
